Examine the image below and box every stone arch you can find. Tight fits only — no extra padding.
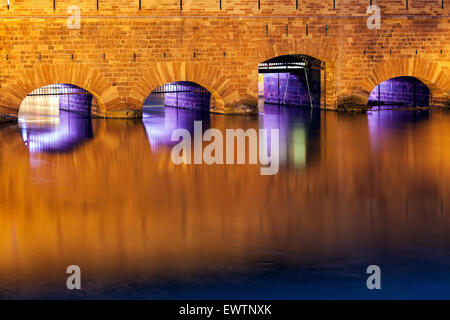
[254,40,338,108]
[0,64,122,116]
[130,62,237,114]
[359,58,450,106]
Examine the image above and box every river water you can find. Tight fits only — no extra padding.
[1,104,450,299]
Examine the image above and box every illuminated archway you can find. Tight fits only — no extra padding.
[359,58,450,106]
[19,83,99,119]
[130,62,234,114]
[145,81,212,112]
[368,76,430,108]
[258,54,325,109]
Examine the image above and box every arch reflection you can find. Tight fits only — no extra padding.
[260,105,320,169]
[19,110,93,153]
[143,106,210,152]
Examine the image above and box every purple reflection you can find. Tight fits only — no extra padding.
[260,105,320,168]
[367,110,431,149]
[368,77,430,108]
[143,106,210,152]
[20,110,93,153]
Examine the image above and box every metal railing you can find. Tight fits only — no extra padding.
[27,84,91,97]
[151,81,209,95]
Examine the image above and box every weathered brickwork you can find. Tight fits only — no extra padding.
[59,91,93,115]
[0,0,449,117]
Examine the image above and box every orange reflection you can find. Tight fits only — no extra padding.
[1,110,450,296]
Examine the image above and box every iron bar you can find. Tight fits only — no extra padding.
[304,67,314,109]
[283,73,290,105]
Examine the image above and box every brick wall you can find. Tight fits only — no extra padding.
[58,84,93,115]
[164,91,211,111]
[0,0,448,117]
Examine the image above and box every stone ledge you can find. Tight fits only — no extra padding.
[212,102,259,115]
[104,109,143,119]
[0,115,18,124]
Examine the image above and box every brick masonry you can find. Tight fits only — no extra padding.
[165,91,211,112]
[58,84,94,114]
[0,0,449,117]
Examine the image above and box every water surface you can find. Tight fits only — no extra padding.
[1,105,450,299]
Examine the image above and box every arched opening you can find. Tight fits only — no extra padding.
[144,81,213,112]
[18,84,95,152]
[368,76,430,109]
[258,55,325,109]
[19,84,100,119]
[18,83,100,127]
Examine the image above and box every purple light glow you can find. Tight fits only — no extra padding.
[143,106,210,152]
[262,70,321,107]
[145,81,211,112]
[20,110,93,153]
[260,105,321,168]
[368,76,430,107]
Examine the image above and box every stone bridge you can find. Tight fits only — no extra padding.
[0,0,449,117]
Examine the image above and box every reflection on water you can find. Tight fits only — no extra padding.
[2,105,450,299]
[143,106,210,152]
[261,105,320,169]
[19,110,93,153]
